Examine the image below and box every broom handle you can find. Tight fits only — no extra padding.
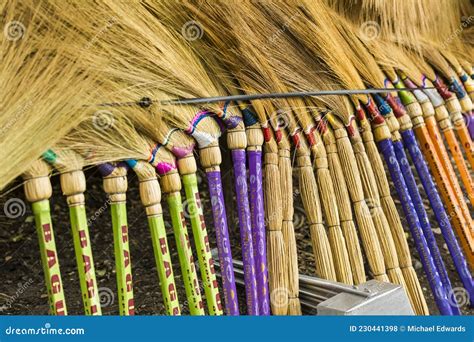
[377,139,453,315]
[442,127,474,208]
[248,149,270,315]
[468,111,474,140]
[206,170,239,315]
[182,174,223,315]
[401,130,474,304]
[414,124,474,266]
[148,214,181,315]
[166,193,205,315]
[69,204,101,315]
[455,121,474,170]
[232,149,259,315]
[392,140,460,315]
[32,200,67,315]
[425,119,474,235]
[110,202,135,315]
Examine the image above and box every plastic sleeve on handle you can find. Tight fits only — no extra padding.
[148,215,181,315]
[206,170,240,315]
[248,150,270,315]
[167,193,204,315]
[110,202,135,315]
[401,130,474,304]
[392,139,460,314]
[32,200,67,315]
[232,149,259,315]
[69,204,101,315]
[182,173,223,315]
[377,139,453,315]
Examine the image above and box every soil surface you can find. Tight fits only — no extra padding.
[0,149,472,316]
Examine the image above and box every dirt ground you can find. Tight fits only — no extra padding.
[0,149,472,316]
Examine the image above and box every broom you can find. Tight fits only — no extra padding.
[373,90,463,314]
[276,129,301,314]
[258,30,365,285]
[244,108,271,315]
[128,160,181,315]
[68,112,206,315]
[226,4,340,284]
[144,2,259,314]
[42,148,101,315]
[161,0,271,312]
[288,0,452,312]
[0,0,101,191]
[265,2,389,285]
[421,44,474,171]
[66,116,184,315]
[96,161,135,315]
[391,50,474,247]
[378,90,474,306]
[22,160,67,315]
[56,1,235,314]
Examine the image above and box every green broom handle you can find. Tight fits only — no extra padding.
[111,202,135,315]
[32,200,67,315]
[69,204,102,315]
[167,192,205,315]
[148,214,181,315]
[182,173,223,315]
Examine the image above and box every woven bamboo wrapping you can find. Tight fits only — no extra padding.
[332,126,387,280]
[278,134,301,315]
[351,136,402,285]
[323,128,366,284]
[264,138,288,315]
[296,134,336,281]
[310,131,353,284]
[366,116,428,314]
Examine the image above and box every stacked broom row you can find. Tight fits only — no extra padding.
[1,0,473,316]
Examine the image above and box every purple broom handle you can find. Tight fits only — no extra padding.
[206,171,239,315]
[248,150,270,315]
[393,140,460,315]
[401,130,474,304]
[232,149,259,315]
[467,111,474,140]
[378,139,453,315]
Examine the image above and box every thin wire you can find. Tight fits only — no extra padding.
[93,87,434,108]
